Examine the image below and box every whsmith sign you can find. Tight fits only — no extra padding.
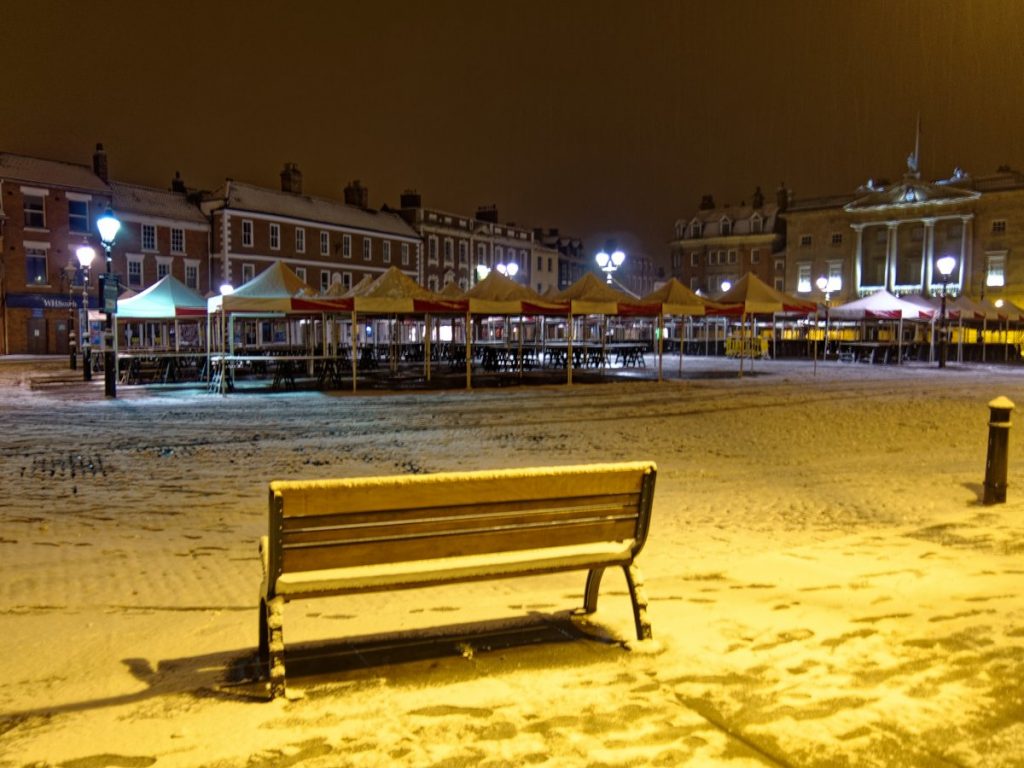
[6,293,94,310]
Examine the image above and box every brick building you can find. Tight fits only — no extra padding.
[200,167,421,295]
[669,186,786,296]
[533,228,588,290]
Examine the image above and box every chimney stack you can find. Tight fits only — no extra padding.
[776,182,790,212]
[752,186,764,209]
[699,194,715,210]
[475,204,498,223]
[280,162,303,194]
[171,171,187,194]
[400,189,421,209]
[344,180,369,208]
[92,142,109,183]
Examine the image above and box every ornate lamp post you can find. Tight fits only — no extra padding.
[595,248,625,284]
[494,261,519,279]
[936,255,957,368]
[75,246,96,381]
[61,262,78,370]
[96,206,121,397]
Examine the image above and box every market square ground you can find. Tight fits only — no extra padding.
[0,356,1021,767]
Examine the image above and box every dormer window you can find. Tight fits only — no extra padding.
[690,220,703,238]
[751,214,763,234]
[720,218,732,236]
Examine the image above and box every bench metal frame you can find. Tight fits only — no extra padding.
[258,461,657,698]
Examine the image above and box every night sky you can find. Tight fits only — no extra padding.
[6,0,1024,270]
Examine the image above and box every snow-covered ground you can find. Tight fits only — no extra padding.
[1,355,1022,767]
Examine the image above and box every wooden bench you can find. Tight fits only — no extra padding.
[258,461,657,698]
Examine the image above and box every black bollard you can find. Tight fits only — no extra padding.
[984,396,1014,505]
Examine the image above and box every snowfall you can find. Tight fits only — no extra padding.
[0,355,1021,768]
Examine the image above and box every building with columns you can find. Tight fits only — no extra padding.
[783,158,1024,305]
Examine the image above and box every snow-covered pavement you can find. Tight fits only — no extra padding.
[1,356,1022,767]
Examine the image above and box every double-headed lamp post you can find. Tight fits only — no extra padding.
[97,207,121,398]
[936,255,957,369]
[595,248,625,284]
[74,246,96,381]
[61,262,78,370]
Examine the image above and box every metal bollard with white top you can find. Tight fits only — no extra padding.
[984,396,1014,505]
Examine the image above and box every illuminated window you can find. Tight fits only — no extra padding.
[269,223,280,250]
[25,247,47,284]
[23,195,45,228]
[142,224,157,251]
[797,263,811,293]
[986,252,1006,287]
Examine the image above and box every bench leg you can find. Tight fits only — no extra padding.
[262,596,287,698]
[622,563,653,641]
[583,567,606,613]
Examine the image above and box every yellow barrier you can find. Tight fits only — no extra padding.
[725,336,769,358]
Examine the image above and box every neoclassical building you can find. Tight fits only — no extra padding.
[783,156,1024,305]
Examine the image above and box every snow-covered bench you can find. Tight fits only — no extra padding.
[258,461,658,698]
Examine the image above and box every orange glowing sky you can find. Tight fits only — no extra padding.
[5,0,1024,270]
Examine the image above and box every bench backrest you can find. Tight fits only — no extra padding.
[266,461,656,579]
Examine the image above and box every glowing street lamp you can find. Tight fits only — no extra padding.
[495,261,519,278]
[75,245,96,382]
[96,206,121,397]
[595,248,625,284]
[720,280,731,293]
[936,255,957,369]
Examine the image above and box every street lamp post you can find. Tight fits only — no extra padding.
[61,262,78,370]
[494,261,519,279]
[97,207,121,398]
[595,248,625,284]
[75,246,96,381]
[936,255,957,369]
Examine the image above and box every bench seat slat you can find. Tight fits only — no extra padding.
[281,518,640,572]
[275,539,636,598]
[278,493,642,531]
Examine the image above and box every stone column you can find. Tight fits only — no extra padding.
[960,215,973,293]
[922,218,935,292]
[887,223,899,292]
[852,223,864,292]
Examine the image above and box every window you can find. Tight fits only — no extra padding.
[23,195,45,228]
[548,257,553,272]
[537,255,543,271]
[127,258,143,287]
[986,252,1007,287]
[69,200,89,233]
[320,231,329,256]
[690,251,700,267]
[428,236,438,265]
[690,221,702,238]
[477,243,486,262]
[295,267,306,283]
[295,227,305,253]
[343,272,352,290]
[751,215,763,234]
[142,224,157,252]
[383,241,391,264]
[720,219,732,236]
[797,263,811,292]
[171,227,185,254]
[157,259,171,280]
[993,220,1007,234]
[459,241,468,266]
[402,242,410,265]
[185,262,198,289]
[444,238,454,267]
[800,234,812,247]
[363,238,371,261]
[270,223,280,250]
[728,250,737,264]
[750,248,760,264]
[774,258,785,274]
[495,246,504,262]
[242,263,255,283]
[320,271,330,291]
[242,220,253,247]
[690,276,700,292]
[25,247,47,284]
[342,234,352,258]
[774,277,785,291]
[831,232,843,246]
[427,275,439,291]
